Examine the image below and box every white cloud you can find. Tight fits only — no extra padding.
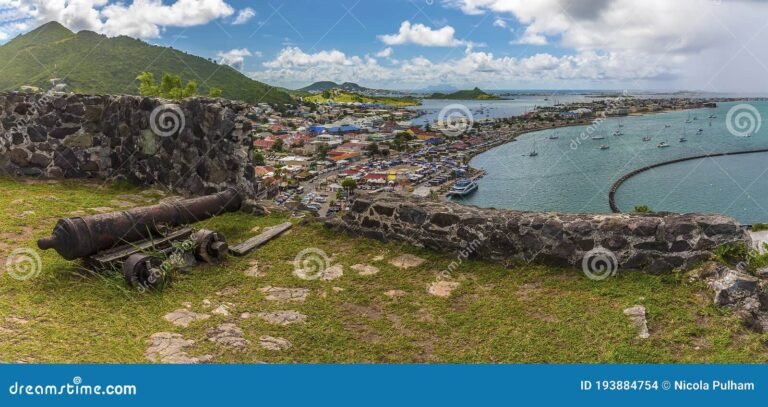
[217,48,254,70]
[492,17,506,28]
[442,0,768,92]
[379,21,465,47]
[231,7,254,25]
[251,45,673,90]
[375,47,393,58]
[0,0,235,40]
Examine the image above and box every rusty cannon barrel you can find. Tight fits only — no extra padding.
[38,188,242,260]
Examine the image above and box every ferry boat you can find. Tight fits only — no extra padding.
[447,179,479,197]
[657,141,670,148]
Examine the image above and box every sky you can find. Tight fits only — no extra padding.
[2,0,768,93]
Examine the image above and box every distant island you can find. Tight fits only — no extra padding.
[427,87,503,100]
[302,89,420,107]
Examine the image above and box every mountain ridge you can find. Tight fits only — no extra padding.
[0,21,294,105]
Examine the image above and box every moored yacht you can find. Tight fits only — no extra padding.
[642,136,651,141]
[447,179,479,197]
[657,141,670,148]
[599,144,610,150]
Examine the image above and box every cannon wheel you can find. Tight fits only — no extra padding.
[193,229,228,264]
[123,253,165,290]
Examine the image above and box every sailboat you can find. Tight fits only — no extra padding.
[680,126,688,142]
[549,130,559,140]
[528,139,538,157]
[685,113,692,124]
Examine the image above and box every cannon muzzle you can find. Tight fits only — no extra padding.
[38,188,242,260]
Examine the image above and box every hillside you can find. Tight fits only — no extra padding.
[299,81,373,93]
[1,177,766,363]
[427,87,503,100]
[0,22,294,105]
[303,89,420,106]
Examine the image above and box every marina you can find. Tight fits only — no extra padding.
[465,101,768,224]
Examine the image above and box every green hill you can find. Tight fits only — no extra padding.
[303,89,419,107]
[0,21,294,105]
[427,87,502,100]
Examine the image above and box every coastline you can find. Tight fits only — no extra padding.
[450,103,730,204]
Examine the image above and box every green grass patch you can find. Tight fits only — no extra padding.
[0,177,766,363]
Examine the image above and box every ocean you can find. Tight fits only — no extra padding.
[448,100,768,224]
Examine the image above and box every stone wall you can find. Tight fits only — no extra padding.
[335,194,750,271]
[0,92,256,196]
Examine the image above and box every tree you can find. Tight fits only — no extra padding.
[365,142,380,157]
[271,138,284,152]
[316,144,330,159]
[341,177,357,191]
[208,87,223,97]
[633,205,653,213]
[253,150,266,165]
[136,71,199,100]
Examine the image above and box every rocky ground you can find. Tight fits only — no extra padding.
[1,178,767,363]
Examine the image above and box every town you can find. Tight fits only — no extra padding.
[249,96,742,216]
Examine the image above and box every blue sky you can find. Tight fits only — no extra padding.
[3,1,768,92]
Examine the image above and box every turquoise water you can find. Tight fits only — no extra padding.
[462,101,768,224]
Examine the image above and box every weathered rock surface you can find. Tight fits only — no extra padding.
[334,194,750,272]
[163,309,210,327]
[0,93,258,197]
[696,263,768,333]
[207,323,249,350]
[257,310,308,326]
[145,332,212,364]
[389,254,426,269]
[427,281,460,298]
[351,263,380,276]
[320,264,344,281]
[259,336,292,351]
[623,305,650,339]
[260,286,310,301]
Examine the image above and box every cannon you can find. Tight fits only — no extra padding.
[37,188,242,289]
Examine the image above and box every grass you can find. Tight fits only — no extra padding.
[0,177,767,363]
[304,91,420,107]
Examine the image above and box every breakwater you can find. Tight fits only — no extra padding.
[608,148,768,217]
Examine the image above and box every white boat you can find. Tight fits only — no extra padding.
[642,136,652,142]
[657,141,670,148]
[679,137,687,142]
[529,139,538,156]
[446,179,478,197]
[549,130,559,140]
[599,144,610,150]
[591,135,605,140]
